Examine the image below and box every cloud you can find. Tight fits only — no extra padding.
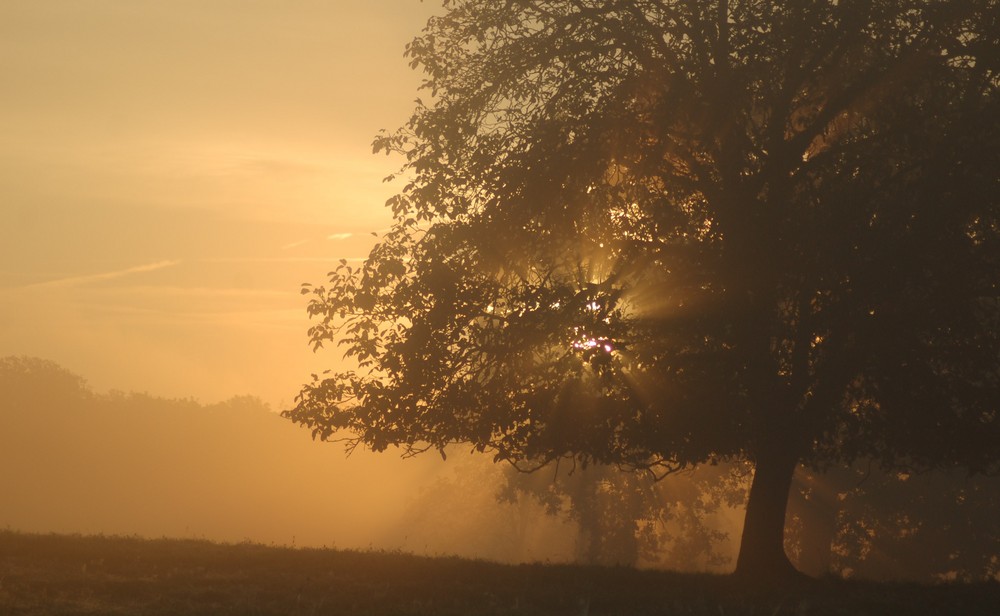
[25,260,181,289]
[233,157,325,179]
[200,257,366,264]
[327,233,353,240]
[108,285,292,298]
[281,239,310,250]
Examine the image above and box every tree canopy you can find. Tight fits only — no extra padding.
[286,0,1000,580]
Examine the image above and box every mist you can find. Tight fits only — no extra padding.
[4,356,998,582]
[0,356,581,562]
[0,356,747,571]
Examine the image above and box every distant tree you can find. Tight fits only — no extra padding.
[500,463,739,569]
[387,455,578,563]
[0,355,90,409]
[286,0,1000,581]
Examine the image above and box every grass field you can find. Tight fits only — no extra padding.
[1,530,998,615]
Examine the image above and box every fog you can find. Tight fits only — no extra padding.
[0,356,744,569]
[2,356,998,581]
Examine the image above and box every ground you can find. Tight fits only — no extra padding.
[1,530,998,615]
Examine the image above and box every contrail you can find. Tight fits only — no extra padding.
[25,259,181,288]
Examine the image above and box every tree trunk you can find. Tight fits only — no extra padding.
[734,442,804,583]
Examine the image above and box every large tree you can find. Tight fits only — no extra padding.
[286,0,1000,580]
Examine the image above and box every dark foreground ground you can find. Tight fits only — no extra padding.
[1,531,998,615]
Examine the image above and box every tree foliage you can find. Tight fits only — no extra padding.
[787,465,1000,580]
[286,0,1000,576]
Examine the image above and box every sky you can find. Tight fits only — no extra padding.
[0,0,439,407]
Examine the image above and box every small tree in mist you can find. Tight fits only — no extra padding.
[499,464,739,569]
[286,0,1000,581]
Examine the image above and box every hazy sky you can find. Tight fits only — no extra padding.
[1,1,438,406]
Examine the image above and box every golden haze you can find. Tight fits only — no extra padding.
[0,1,433,405]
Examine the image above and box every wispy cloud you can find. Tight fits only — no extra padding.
[109,285,292,298]
[81,303,307,329]
[281,239,310,250]
[327,233,353,241]
[25,260,181,289]
[201,257,366,264]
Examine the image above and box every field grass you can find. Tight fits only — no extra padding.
[1,530,998,615]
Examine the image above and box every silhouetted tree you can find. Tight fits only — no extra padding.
[286,0,1000,581]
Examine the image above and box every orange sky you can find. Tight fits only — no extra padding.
[0,1,438,407]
